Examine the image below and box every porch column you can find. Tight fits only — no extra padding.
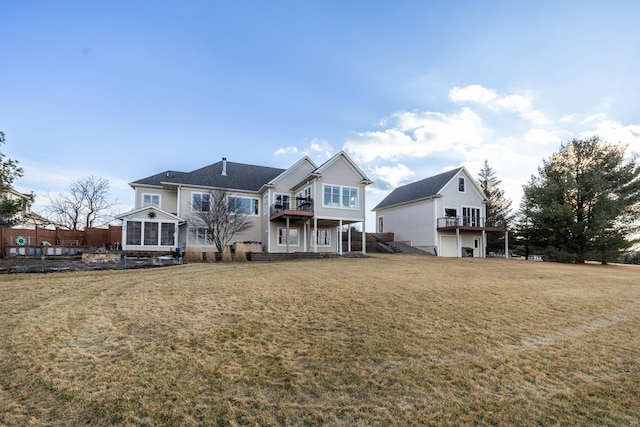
[338,220,343,255]
[286,217,290,253]
[303,221,307,252]
[347,225,352,253]
[313,217,318,253]
[266,218,271,253]
[456,228,461,258]
[505,230,509,259]
[482,229,486,258]
[362,221,366,255]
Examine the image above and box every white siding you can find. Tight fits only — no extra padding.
[314,157,366,222]
[376,199,436,247]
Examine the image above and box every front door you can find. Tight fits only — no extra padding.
[473,236,481,257]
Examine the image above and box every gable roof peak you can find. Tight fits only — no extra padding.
[373,167,465,210]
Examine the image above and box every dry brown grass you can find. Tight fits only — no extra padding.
[1,255,639,426]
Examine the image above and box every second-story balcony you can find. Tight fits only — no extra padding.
[437,216,508,231]
[269,197,314,221]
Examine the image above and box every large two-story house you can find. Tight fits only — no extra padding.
[116,151,372,255]
[373,167,508,257]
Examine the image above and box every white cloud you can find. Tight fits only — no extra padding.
[584,113,607,123]
[449,85,548,125]
[524,128,564,145]
[449,85,498,104]
[274,138,334,162]
[578,118,640,157]
[344,107,487,163]
[370,164,415,190]
[274,146,299,156]
[307,138,334,159]
[309,85,640,220]
[560,114,576,123]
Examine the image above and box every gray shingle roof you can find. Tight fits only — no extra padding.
[131,160,286,192]
[373,167,463,210]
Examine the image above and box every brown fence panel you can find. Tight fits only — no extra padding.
[1,226,124,257]
[109,225,122,248]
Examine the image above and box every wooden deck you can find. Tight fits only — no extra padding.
[269,209,315,222]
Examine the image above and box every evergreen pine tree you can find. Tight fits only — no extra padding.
[519,136,640,263]
[477,160,512,253]
[0,131,31,227]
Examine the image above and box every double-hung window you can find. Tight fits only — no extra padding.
[160,223,175,245]
[228,196,259,215]
[126,221,142,245]
[192,193,210,212]
[315,229,331,246]
[278,227,299,246]
[144,222,159,245]
[323,185,358,209]
[458,177,466,192]
[190,227,208,245]
[142,193,160,208]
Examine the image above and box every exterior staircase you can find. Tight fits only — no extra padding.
[368,234,434,255]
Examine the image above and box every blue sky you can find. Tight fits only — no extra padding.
[2,1,640,230]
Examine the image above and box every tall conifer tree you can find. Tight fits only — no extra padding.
[477,160,512,253]
[519,136,640,263]
[0,132,31,227]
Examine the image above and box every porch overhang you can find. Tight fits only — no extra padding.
[437,225,508,232]
[269,209,315,222]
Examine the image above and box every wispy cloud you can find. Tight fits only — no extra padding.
[274,146,299,156]
[344,107,487,163]
[449,85,548,125]
[275,84,640,212]
[370,164,415,191]
[275,138,334,162]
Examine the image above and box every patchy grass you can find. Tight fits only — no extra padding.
[1,255,639,426]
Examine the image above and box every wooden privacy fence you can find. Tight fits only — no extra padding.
[0,226,122,258]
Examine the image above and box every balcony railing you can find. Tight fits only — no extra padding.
[270,197,314,216]
[437,216,507,229]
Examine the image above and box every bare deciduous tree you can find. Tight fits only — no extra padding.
[46,176,117,230]
[189,188,254,252]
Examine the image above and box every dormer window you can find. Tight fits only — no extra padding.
[457,177,465,192]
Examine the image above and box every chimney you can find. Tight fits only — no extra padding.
[222,157,227,176]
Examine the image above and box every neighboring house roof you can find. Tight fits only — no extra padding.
[115,205,185,223]
[131,159,286,192]
[373,167,464,210]
[0,187,32,201]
